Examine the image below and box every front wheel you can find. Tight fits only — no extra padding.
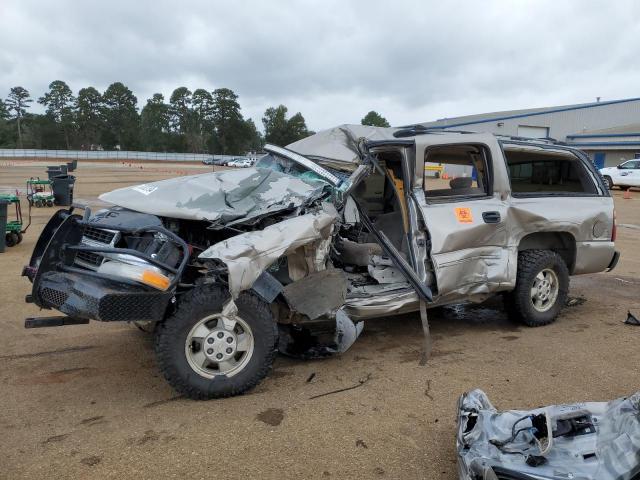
[603,175,614,190]
[155,285,278,400]
[505,250,569,327]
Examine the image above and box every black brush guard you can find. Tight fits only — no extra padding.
[23,207,189,324]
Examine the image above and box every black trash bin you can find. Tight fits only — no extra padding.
[66,161,75,172]
[71,159,78,170]
[46,166,62,180]
[58,164,68,175]
[52,174,76,206]
[0,199,7,253]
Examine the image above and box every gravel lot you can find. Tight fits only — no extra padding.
[1,160,639,479]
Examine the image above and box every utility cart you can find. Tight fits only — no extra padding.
[0,193,30,247]
[26,178,54,208]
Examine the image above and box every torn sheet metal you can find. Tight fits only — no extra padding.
[287,124,397,169]
[282,269,347,320]
[99,168,328,227]
[457,389,640,480]
[199,211,336,296]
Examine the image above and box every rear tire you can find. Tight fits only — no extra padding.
[155,285,278,400]
[505,250,569,327]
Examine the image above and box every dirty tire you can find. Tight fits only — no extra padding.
[155,285,278,400]
[603,175,614,190]
[506,249,569,327]
[5,232,18,247]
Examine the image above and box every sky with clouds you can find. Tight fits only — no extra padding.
[1,0,639,131]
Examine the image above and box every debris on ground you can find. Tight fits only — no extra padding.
[457,389,640,480]
[309,373,372,400]
[565,296,587,307]
[624,311,640,326]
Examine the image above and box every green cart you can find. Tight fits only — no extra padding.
[26,177,55,208]
[0,193,31,247]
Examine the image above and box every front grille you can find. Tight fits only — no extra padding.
[75,251,104,267]
[83,226,116,244]
[74,226,119,271]
[41,287,68,308]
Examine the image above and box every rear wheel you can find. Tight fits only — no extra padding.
[16,233,23,244]
[603,175,614,190]
[35,199,43,208]
[505,250,569,327]
[155,285,278,399]
[46,200,54,207]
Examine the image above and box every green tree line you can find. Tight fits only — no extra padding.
[0,81,335,154]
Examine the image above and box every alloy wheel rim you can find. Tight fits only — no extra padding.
[530,268,559,313]
[185,311,254,379]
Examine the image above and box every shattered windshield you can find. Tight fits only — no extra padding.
[256,153,333,186]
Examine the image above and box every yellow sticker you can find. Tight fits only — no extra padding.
[455,207,473,224]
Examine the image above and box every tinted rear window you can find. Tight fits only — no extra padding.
[503,148,597,195]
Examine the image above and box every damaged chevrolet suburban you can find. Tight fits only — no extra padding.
[23,125,619,399]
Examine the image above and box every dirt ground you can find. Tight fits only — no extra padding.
[1,161,639,479]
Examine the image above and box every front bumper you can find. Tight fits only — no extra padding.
[24,207,188,324]
[35,271,173,322]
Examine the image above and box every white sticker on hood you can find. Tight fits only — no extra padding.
[132,184,158,195]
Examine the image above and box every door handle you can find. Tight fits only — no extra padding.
[482,211,501,224]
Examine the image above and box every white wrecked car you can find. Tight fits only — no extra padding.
[23,125,618,399]
[457,389,640,480]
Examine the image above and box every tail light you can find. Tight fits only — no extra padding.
[611,210,617,242]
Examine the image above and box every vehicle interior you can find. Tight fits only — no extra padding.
[335,150,413,297]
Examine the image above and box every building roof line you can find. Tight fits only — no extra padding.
[567,133,640,139]
[426,97,640,130]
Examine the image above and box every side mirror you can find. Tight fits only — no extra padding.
[617,164,622,169]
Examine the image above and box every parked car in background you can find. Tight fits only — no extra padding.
[599,159,640,189]
[227,158,253,168]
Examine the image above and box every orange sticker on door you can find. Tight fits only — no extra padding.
[454,207,473,224]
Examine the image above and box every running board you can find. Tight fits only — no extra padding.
[25,316,90,329]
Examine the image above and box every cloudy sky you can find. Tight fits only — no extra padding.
[1,0,639,131]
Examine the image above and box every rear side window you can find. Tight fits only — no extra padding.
[503,148,598,195]
[423,144,491,200]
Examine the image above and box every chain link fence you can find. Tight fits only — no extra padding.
[0,149,259,163]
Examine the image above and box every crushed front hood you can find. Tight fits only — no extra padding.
[99,167,328,227]
[287,124,398,168]
[457,389,640,480]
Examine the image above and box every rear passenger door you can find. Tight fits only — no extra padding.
[415,142,510,301]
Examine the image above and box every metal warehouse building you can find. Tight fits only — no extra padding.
[421,97,640,168]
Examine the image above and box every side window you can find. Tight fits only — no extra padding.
[503,147,597,195]
[620,160,640,169]
[423,144,491,200]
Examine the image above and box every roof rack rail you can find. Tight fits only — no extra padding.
[496,135,566,145]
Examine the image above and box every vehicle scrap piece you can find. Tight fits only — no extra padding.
[625,310,640,326]
[457,389,640,480]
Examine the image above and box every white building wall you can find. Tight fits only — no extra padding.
[428,99,640,141]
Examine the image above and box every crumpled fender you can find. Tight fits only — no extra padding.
[199,210,337,297]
